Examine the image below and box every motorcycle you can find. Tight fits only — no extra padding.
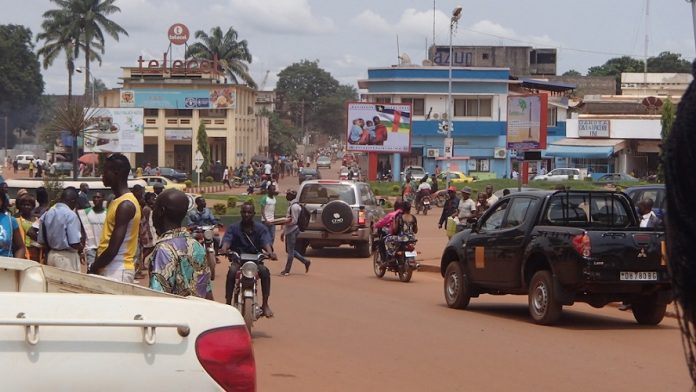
[378,170,392,183]
[191,225,217,281]
[372,231,419,282]
[228,252,268,331]
[415,191,432,215]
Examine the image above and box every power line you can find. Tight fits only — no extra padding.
[457,26,671,58]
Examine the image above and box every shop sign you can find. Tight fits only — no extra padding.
[168,23,189,45]
[578,119,610,138]
[165,129,192,141]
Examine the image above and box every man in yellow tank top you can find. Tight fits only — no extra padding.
[87,154,141,283]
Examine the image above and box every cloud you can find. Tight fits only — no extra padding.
[351,10,390,34]
[462,20,560,48]
[226,0,335,35]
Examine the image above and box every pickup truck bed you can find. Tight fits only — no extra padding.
[0,258,255,391]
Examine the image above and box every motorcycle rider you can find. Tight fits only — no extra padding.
[415,176,432,213]
[187,196,218,226]
[374,200,404,262]
[221,202,278,317]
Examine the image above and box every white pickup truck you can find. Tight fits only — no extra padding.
[0,257,255,391]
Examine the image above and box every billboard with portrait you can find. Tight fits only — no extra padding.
[346,102,411,153]
[122,88,237,109]
[84,108,144,153]
[506,94,548,150]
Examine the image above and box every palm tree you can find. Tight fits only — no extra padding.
[187,26,257,89]
[42,0,128,98]
[37,13,79,103]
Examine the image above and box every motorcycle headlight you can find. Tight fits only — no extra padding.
[241,261,258,279]
[203,229,214,240]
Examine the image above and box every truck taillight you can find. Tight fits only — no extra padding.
[358,209,366,226]
[572,233,591,258]
[196,326,256,392]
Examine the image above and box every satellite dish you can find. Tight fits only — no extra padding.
[433,113,440,120]
[399,53,412,65]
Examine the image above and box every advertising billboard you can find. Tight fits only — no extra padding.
[84,108,144,153]
[506,94,548,150]
[120,88,237,109]
[346,103,411,153]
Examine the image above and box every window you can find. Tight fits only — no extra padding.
[454,98,493,117]
[299,184,356,205]
[401,98,425,116]
[164,109,193,117]
[547,106,557,127]
[544,194,630,227]
[144,109,158,117]
[375,97,392,103]
[503,198,538,228]
[482,53,489,60]
[482,200,509,231]
[200,109,227,118]
[476,159,490,172]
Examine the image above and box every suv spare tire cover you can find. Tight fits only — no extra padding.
[321,200,354,233]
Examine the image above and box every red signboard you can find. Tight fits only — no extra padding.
[168,23,189,45]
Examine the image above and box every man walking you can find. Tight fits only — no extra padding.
[279,190,311,276]
[148,189,212,299]
[438,186,460,229]
[87,154,141,283]
[38,187,83,272]
[457,187,477,224]
[260,185,278,248]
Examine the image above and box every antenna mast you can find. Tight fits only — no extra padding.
[433,0,436,47]
[643,0,649,94]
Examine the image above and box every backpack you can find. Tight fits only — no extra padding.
[294,202,311,232]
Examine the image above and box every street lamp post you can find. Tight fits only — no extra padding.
[444,6,462,186]
[688,0,696,53]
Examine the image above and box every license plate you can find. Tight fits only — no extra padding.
[619,271,657,281]
[405,251,417,258]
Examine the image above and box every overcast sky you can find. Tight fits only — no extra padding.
[2,0,694,95]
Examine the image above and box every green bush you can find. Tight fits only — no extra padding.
[385,201,393,208]
[373,188,381,196]
[205,176,214,182]
[227,196,238,207]
[184,180,193,188]
[391,184,401,193]
[245,197,255,206]
[213,204,227,215]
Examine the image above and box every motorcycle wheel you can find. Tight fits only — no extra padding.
[423,206,428,216]
[398,263,413,283]
[242,298,254,332]
[373,251,386,278]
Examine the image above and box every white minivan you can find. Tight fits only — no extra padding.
[14,154,35,170]
[533,168,587,181]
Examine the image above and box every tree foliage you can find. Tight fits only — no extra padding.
[658,98,675,182]
[40,0,127,98]
[275,60,356,142]
[267,111,298,156]
[196,122,211,177]
[647,51,692,73]
[562,69,582,77]
[0,25,45,148]
[187,26,256,88]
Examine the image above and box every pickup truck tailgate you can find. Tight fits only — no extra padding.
[587,230,666,279]
[0,293,249,391]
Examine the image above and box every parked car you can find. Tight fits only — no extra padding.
[141,175,187,192]
[1,258,256,391]
[595,173,640,184]
[532,168,586,181]
[316,156,332,169]
[299,168,321,184]
[441,190,670,325]
[339,167,361,181]
[296,180,384,257]
[156,167,188,182]
[15,154,35,170]
[625,184,666,222]
[50,161,73,175]
[438,171,475,186]
[402,166,427,181]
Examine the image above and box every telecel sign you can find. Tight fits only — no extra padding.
[168,23,189,45]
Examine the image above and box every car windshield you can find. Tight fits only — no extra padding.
[407,167,425,175]
[302,169,318,175]
[299,184,356,204]
[318,156,330,162]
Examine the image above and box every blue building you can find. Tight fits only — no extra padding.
[358,66,569,181]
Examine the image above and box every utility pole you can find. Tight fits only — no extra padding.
[2,115,7,163]
[688,0,696,54]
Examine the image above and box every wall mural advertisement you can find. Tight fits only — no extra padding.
[345,103,412,153]
[120,88,237,109]
[84,108,144,153]
[506,94,548,150]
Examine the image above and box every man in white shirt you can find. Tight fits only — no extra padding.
[264,162,272,176]
[484,185,499,206]
[78,192,107,267]
[222,167,231,188]
[638,199,660,228]
[457,187,476,224]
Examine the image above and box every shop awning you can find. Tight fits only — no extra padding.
[544,138,625,159]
